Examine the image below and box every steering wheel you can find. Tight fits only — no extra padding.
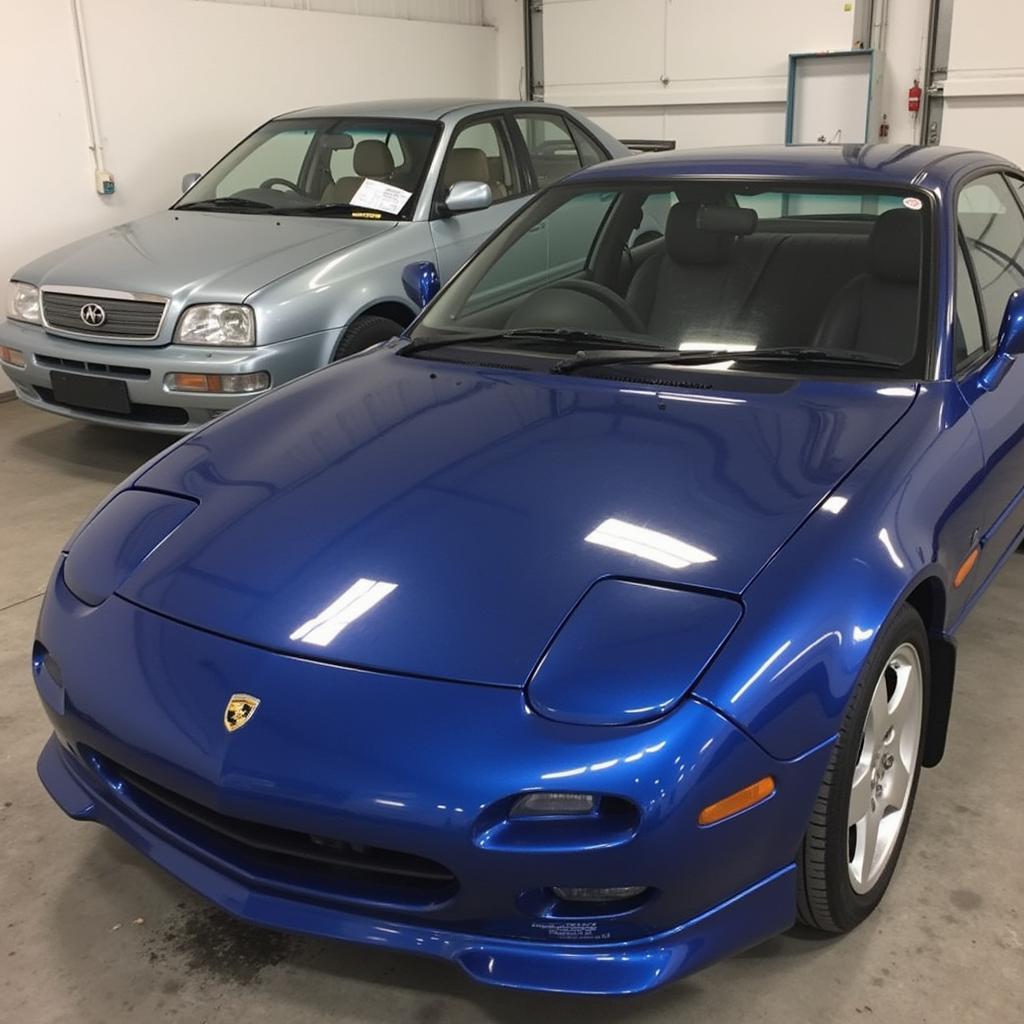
[260,177,303,193]
[507,279,645,334]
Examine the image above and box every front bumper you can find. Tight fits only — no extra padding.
[39,736,796,995]
[0,318,336,433]
[33,566,833,994]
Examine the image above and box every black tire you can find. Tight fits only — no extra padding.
[332,315,405,361]
[796,604,930,932]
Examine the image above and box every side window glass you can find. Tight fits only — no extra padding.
[515,115,583,188]
[955,241,986,369]
[466,190,616,312]
[442,120,517,201]
[629,191,675,246]
[215,128,314,197]
[957,173,1024,343]
[569,124,607,168]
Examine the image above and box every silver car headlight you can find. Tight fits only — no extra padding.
[6,281,41,324]
[174,304,255,347]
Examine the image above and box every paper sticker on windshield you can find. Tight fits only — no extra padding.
[351,210,382,219]
[903,196,923,211]
[351,178,412,215]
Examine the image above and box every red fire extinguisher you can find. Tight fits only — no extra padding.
[908,80,922,113]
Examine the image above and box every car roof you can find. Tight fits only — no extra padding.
[571,143,1018,191]
[278,98,577,123]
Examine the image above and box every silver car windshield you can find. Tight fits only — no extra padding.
[176,117,441,220]
[411,180,931,378]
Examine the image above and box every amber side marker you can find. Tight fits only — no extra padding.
[953,547,980,589]
[698,776,776,826]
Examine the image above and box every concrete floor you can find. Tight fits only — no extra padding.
[1,397,1021,1024]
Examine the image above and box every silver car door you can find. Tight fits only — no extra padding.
[429,116,531,282]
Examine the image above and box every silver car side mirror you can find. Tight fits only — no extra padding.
[442,181,492,216]
[181,172,202,194]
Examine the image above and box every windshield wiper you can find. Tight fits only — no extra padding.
[406,327,660,357]
[551,345,903,374]
[176,197,275,212]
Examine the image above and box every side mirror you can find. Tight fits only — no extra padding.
[977,289,1024,391]
[997,288,1024,355]
[440,181,492,216]
[402,261,441,309]
[181,172,201,193]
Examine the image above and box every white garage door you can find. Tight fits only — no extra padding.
[540,0,859,149]
[941,0,1024,170]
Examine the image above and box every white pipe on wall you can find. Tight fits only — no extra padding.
[69,0,106,182]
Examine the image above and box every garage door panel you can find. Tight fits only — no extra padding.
[664,0,853,82]
[543,0,665,87]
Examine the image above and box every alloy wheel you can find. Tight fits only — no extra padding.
[847,641,924,894]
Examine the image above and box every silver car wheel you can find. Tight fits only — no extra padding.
[847,641,924,894]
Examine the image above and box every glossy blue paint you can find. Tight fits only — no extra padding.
[108,351,913,687]
[401,260,441,309]
[62,489,196,606]
[35,562,830,991]
[31,145,1024,994]
[528,579,743,726]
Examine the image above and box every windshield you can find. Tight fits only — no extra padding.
[175,116,440,220]
[410,179,932,378]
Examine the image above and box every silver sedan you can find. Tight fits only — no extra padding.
[1,98,628,432]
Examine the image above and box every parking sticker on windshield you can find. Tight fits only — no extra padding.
[351,178,412,215]
[903,196,923,211]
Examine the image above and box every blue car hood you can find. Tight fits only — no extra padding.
[17,209,397,303]
[120,350,916,687]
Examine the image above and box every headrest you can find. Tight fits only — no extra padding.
[697,205,758,236]
[353,139,395,178]
[444,147,490,186]
[666,203,738,265]
[870,208,922,284]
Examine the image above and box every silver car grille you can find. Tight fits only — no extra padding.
[41,290,168,341]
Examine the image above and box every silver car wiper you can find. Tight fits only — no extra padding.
[551,345,903,374]
[405,328,661,356]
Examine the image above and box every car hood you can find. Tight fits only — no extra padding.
[18,209,397,303]
[119,351,917,687]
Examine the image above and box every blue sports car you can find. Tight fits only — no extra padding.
[33,144,1024,995]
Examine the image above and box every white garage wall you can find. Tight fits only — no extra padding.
[941,0,1024,168]
[0,0,505,394]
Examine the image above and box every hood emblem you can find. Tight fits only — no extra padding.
[224,693,260,732]
[80,302,107,327]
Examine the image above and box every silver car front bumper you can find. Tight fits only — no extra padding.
[0,319,337,433]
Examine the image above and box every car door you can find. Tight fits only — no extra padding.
[954,171,1024,586]
[509,112,613,281]
[429,116,531,281]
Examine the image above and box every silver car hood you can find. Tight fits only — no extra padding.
[17,209,398,303]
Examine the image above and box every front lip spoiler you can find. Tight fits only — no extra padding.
[38,734,796,995]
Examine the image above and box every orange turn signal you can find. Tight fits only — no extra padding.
[0,345,26,368]
[953,547,980,589]
[698,776,775,826]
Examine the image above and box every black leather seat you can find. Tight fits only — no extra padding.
[627,203,776,347]
[811,208,922,362]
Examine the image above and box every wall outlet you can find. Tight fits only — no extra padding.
[95,169,115,195]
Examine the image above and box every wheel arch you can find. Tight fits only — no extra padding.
[902,574,956,768]
[345,300,418,332]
